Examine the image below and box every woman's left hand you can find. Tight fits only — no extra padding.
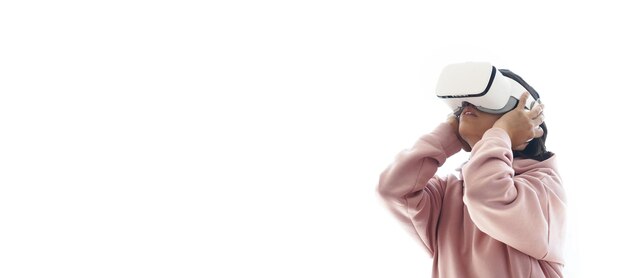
[492,92,545,150]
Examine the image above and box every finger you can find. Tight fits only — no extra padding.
[531,115,545,127]
[529,103,544,119]
[517,91,530,110]
[533,125,545,138]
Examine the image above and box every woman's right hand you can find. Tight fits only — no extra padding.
[447,113,471,152]
[492,92,545,150]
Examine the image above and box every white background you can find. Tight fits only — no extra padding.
[1,1,624,277]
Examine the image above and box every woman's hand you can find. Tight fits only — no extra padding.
[492,92,545,150]
[447,113,472,152]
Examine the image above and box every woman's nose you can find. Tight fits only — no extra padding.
[463,101,479,108]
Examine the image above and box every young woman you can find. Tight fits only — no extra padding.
[377,67,566,277]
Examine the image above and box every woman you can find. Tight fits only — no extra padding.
[377,65,566,277]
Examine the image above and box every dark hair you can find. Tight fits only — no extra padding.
[499,69,554,161]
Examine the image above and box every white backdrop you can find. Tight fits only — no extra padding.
[1,1,624,277]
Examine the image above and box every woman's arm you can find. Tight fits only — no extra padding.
[377,122,462,256]
[462,128,566,263]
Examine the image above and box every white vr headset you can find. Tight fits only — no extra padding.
[435,62,538,114]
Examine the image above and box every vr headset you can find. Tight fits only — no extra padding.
[435,62,539,114]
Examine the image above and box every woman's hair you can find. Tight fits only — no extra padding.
[499,69,554,161]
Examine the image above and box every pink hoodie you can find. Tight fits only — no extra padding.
[377,123,566,278]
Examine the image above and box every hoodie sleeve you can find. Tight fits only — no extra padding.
[377,123,463,256]
[462,127,566,263]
